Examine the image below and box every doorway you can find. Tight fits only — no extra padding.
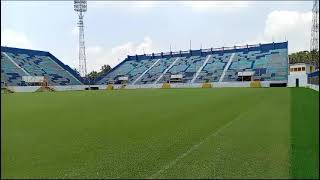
[296,78,299,87]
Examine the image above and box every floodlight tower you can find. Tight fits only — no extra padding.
[310,0,319,67]
[74,0,87,78]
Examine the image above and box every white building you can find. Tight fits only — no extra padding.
[288,63,315,87]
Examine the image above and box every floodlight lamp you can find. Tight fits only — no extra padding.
[74,0,87,12]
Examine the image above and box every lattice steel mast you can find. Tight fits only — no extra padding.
[74,0,87,78]
[311,0,319,67]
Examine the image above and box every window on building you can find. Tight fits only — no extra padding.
[298,67,302,71]
[294,68,298,71]
[302,67,305,71]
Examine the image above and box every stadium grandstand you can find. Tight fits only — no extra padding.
[1,46,83,86]
[95,41,288,86]
[1,41,290,92]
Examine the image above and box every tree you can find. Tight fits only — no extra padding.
[87,71,99,82]
[100,64,111,74]
[289,50,319,68]
[87,64,112,84]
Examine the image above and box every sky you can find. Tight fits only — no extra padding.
[1,1,314,72]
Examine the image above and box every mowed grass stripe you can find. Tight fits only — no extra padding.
[290,88,319,179]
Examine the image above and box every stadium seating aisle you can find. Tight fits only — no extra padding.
[137,57,175,84]
[95,58,159,84]
[195,53,232,83]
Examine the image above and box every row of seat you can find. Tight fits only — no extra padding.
[96,58,159,84]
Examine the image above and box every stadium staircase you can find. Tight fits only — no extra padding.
[191,55,212,83]
[154,57,180,84]
[132,58,161,85]
[219,53,235,82]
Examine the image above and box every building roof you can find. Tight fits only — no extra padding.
[290,63,314,66]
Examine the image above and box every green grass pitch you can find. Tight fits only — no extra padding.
[1,88,319,179]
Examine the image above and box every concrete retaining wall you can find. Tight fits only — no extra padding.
[7,86,41,92]
[307,84,319,91]
[5,80,288,92]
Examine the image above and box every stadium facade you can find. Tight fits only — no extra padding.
[1,42,292,92]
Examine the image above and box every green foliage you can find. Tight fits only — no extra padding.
[100,64,111,74]
[87,64,112,83]
[87,70,99,82]
[289,50,319,66]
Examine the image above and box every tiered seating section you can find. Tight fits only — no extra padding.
[1,47,83,86]
[223,49,288,82]
[195,53,232,83]
[163,56,207,83]
[1,52,28,86]
[1,42,288,87]
[96,42,288,85]
[96,58,159,84]
[138,57,174,84]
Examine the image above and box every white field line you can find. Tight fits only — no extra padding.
[148,110,250,178]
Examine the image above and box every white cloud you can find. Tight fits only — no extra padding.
[1,29,33,49]
[183,1,250,12]
[242,10,312,53]
[264,10,312,53]
[87,45,103,55]
[111,37,153,55]
[85,37,154,72]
